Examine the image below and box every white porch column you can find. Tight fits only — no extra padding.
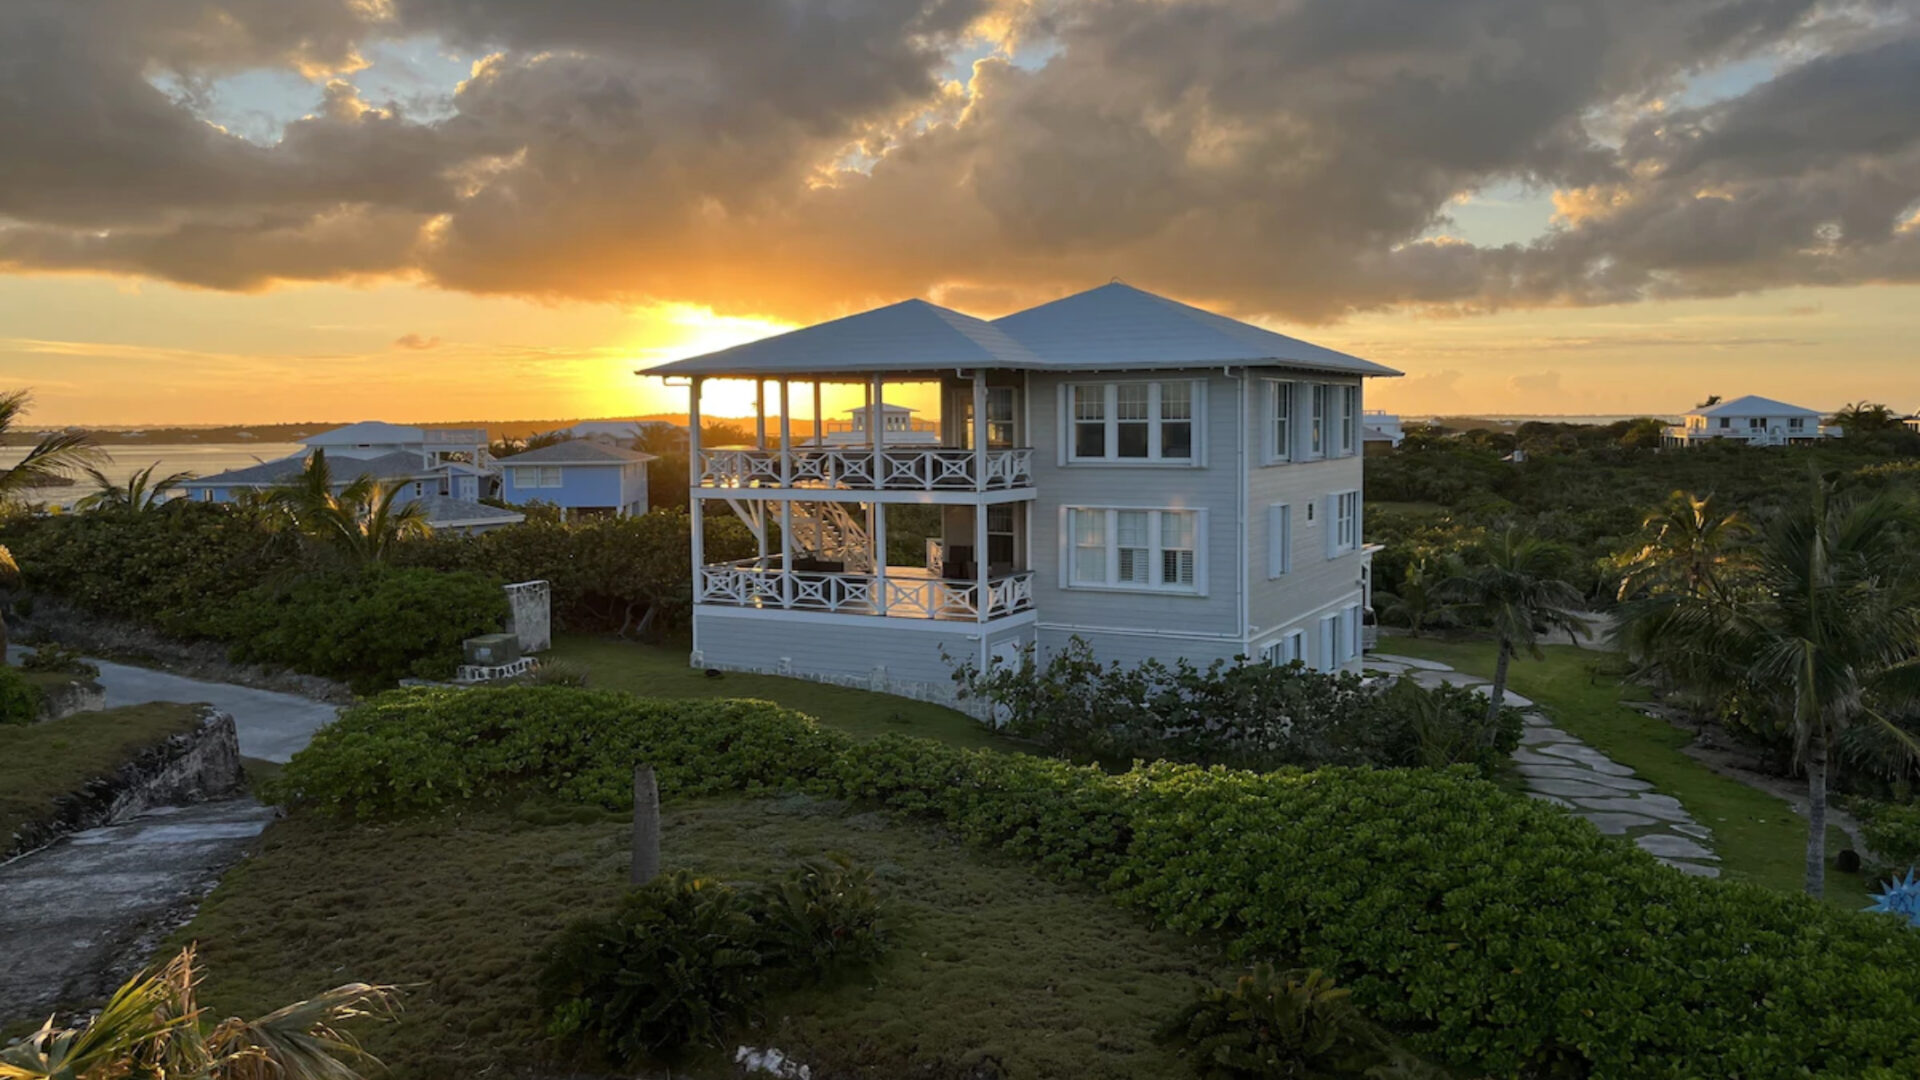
[873,502,888,615]
[780,499,794,609]
[778,379,792,488]
[971,369,988,492]
[870,373,885,488]
[813,381,825,447]
[689,378,705,601]
[974,502,990,623]
[755,380,767,450]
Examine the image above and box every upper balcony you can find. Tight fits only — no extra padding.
[697,445,1034,492]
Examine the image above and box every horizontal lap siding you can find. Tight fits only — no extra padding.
[1026,371,1243,648]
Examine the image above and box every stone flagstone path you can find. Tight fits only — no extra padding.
[1369,653,1721,878]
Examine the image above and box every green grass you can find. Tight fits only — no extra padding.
[549,633,1022,751]
[179,796,1223,1079]
[1379,636,1872,908]
[0,702,205,853]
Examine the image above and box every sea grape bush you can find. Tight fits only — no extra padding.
[1157,964,1436,1079]
[954,639,1521,776]
[273,686,1920,1079]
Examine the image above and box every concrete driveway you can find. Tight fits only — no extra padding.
[10,648,339,762]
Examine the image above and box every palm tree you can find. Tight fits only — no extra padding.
[270,450,432,565]
[1377,556,1452,638]
[74,462,197,512]
[1435,529,1590,722]
[0,945,397,1080]
[1623,484,1920,897]
[0,390,103,503]
[1826,401,1901,435]
[1615,491,1750,603]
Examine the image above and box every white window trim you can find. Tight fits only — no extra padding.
[1266,502,1292,578]
[1057,505,1209,595]
[1307,384,1328,460]
[1061,379,1204,466]
[1327,490,1360,558]
[1317,614,1341,673]
[1262,379,1294,464]
[1263,630,1305,666]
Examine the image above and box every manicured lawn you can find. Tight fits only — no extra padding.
[1380,636,1872,908]
[1,702,204,854]
[179,796,1222,1079]
[548,633,1022,751]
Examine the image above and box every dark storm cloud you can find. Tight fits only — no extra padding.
[0,0,1916,320]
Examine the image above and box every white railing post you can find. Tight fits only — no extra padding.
[779,379,792,489]
[873,501,888,615]
[755,380,767,450]
[870,373,886,489]
[689,377,705,594]
[972,370,988,493]
[779,499,793,610]
[974,502,989,622]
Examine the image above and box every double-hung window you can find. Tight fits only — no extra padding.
[515,466,563,489]
[1308,384,1327,458]
[1266,503,1292,578]
[1338,386,1357,456]
[1329,491,1359,555]
[1066,381,1199,463]
[1065,507,1202,593]
[1265,380,1293,463]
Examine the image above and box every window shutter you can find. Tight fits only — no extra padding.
[1056,505,1070,589]
[1324,496,1338,559]
[1267,504,1288,578]
[1193,509,1210,596]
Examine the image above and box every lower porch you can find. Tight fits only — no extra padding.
[698,559,1034,621]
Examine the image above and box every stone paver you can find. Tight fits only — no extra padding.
[1386,651,1723,875]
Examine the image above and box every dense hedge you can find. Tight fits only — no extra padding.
[274,686,1920,1079]
[218,567,507,691]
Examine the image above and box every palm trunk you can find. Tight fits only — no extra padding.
[1805,722,1829,898]
[1488,638,1511,725]
[0,608,9,667]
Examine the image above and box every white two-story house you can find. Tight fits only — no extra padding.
[647,283,1400,707]
[1665,395,1834,447]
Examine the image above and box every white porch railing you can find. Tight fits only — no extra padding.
[698,447,1033,491]
[697,559,1035,621]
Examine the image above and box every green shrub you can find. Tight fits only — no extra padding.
[0,666,40,725]
[539,871,766,1061]
[218,566,506,692]
[756,854,889,980]
[19,644,99,677]
[1157,964,1434,1079]
[539,859,890,1063]
[520,659,588,687]
[955,640,1517,777]
[1855,799,1920,876]
[276,686,1920,1078]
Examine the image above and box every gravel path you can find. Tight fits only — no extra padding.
[1370,653,1722,877]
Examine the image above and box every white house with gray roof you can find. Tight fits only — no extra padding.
[1664,395,1835,447]
[645,283,1400,708]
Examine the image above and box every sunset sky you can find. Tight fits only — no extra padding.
[3,0,1917,426]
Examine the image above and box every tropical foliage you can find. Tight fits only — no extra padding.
[1158,965,1435,1079]
[74,462,196,512]
[0,946,396,1080]
[269,685,1920,1078]
[1617,482,1920,896]
[952,638,1520,775]
[539,858,888,1062]
[269,449,430,565]
[0,390,102,503]
[1433,528,1589,721]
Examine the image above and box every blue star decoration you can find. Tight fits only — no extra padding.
[1866,868,1920,928]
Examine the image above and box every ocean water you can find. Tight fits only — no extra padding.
[0,443,303,507]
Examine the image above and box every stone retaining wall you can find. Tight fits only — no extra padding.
[6,707,247,860]
[37,678,106,721]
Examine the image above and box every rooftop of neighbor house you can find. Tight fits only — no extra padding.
[180,450,433,488]
[495,441,657,465]
[1687,395,1824,418]
[411,495,525,529]
[643,283,1403,379]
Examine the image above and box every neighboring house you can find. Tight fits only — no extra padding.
[1904,415,1920,435]
[1665,396,1835,447]
[559,419,686,451]
[822,403,941,445]
[497,440,655,518]
[178,421,521,533]
[1361,409,1404,454]
[647,283,1399,708]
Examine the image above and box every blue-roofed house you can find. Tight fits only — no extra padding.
[497,440,655,518]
